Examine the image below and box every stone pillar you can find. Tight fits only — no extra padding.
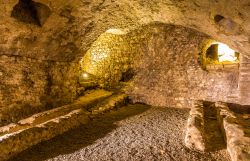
[239,55,250,105]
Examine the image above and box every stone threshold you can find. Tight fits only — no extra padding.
[0,89,128,161]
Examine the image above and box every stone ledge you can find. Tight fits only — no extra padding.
[0,109,89,161]
[0,89,112,136]
[215,102,250,161]
[0,89,117,161]
[206,64,239,71]
[185,100,205,151]
[91,94,128,115]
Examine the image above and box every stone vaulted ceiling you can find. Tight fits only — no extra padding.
[0,0,250,61]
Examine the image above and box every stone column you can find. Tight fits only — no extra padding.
[239,55,250,105]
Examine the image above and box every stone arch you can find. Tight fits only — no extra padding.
[199,40,240,70]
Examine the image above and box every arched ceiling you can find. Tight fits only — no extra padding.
[0,0,249,61]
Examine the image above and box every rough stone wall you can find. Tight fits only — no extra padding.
[239,55,250,105]
[1,0,249,122]
[80,30,148,87]
[0,0,83,124]
[0,54,79,125]
[1,0,250,61]
[0,0,138,62]
[0,55,47,124]
[128,25,239,108]
[81,24,240,108]
[45,61,79,108]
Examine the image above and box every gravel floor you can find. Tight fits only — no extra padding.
[10,104,230,161]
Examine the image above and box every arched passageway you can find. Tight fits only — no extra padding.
[79,23,240,108]
[0,0,250,160]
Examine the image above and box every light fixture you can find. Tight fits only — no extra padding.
[82,72,89,78]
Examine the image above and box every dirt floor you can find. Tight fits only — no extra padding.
[9,104,231,161]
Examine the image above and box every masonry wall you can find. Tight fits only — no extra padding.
[81,24,240,108]
[239,55,250,105]
[128,25,239,108]
[0,54,79,125]
[80,30,147,87]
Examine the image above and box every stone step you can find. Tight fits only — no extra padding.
[0,89,129,161]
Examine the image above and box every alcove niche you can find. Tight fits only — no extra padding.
[200,40,240,70]
[11,0,51,26]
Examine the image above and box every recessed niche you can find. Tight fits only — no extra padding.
[200,40,240,70]
[213,14,241,35]
[214,14,225,23]
[11,0,51,26]
[120,69,134,82]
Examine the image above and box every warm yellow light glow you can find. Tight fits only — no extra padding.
[82,73,89,78]
[217,43,237,62]
[92,52,108,61]
[106,28,126,35]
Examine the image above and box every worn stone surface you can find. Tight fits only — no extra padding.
[0,89,117,161]
[239,55,250,105]
[1,0,250,60]
[0,54,79,126]
[80,31,136,87]
[0,108,89,161]
[9,105,231,161]
[0,1,249,160]
[203,102,227,151]
[0,0,250,127]
[216,102,250,161]
[127,25,239,107]
[185,100,205,151]
[91,94,128,114]
[81,24,239,107]
[185,100,227,152]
